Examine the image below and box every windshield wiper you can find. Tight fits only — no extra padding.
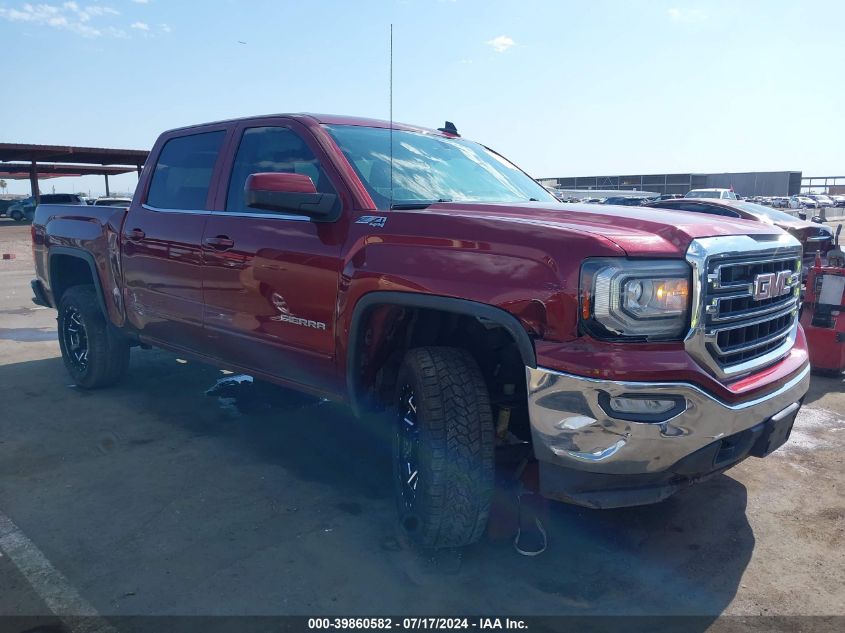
[390,198,452,210]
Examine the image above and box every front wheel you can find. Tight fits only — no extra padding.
[393,347,495,549]
[58,285,130,389]
[10,210,23,222]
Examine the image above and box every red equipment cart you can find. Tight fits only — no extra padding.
[800,225,845,373]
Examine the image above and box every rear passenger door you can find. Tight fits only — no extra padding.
[201,120,348,394]
[122,128,229,353]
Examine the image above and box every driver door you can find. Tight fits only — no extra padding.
[201,120,348,394]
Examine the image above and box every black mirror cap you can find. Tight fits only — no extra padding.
[245,189,340,222]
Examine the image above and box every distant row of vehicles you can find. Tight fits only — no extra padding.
[553,187,845,209]
[0,194,131,221]
[687,190,845,210]
[548,189,837,273]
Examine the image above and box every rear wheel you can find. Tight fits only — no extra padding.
[393,347,494,549]
[58,285,130,389]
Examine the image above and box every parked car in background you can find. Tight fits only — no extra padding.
[806,194,834,208]
[4,196,37,221]
[789,195,819,209]
[771,197,790,208]
[685,188,738,200]
[39,193,89,206]
[832,195,845,207]
[646,198,835,273]
[6,193,88,222]
[93,197,133,207]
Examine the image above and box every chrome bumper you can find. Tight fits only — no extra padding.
[526,363,810,475]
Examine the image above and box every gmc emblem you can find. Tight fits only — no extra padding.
[753,270,795,301]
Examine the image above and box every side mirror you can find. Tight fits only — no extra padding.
[245,172,338,221]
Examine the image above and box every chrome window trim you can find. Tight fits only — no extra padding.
[211,210,311,222]
[685,233,802,380]
[142,203,211,216]
[142,203,311,222]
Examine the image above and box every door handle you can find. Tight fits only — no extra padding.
[127,228,145,241]
[204,235,235,251]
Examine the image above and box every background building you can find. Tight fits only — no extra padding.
[538,171,803,197]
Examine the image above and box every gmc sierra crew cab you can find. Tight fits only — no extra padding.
[31,114,810,549]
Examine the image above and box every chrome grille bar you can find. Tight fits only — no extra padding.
[685,234,802,380]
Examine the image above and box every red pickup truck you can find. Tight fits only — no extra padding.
[31,114,810,549]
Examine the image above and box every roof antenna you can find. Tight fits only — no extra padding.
[438,121,460,137]
[389,23,394,209]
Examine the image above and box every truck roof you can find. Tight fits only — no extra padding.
[164,113,447,137]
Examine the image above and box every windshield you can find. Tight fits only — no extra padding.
[324,125,556,208]
[734,201,802,223]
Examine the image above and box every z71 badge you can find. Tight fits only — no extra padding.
[355,215,387,228]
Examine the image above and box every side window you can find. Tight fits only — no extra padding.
[225,126,336,213]
[147,131,225,210]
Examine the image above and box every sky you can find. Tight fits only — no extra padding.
[1,0,843,197]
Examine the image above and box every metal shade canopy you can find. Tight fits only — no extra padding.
[0,142,149,199]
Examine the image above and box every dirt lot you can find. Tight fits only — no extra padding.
[0,219,843,629]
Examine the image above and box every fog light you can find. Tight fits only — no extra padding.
[609,397,676,415]
[598,393,686,423]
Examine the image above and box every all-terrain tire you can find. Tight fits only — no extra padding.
[393,347,495,549]
[58,285,130,389]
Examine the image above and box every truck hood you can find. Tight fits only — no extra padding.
[424,201,783,257]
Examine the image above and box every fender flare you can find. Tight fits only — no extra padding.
[49,246,109,317]
[346,291,537,416]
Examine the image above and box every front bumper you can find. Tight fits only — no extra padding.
[526,363,810,507]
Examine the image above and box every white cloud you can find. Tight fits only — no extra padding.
[130,20,148,30]
[131,0,150,3]
[667,7,707,23]
[486,34,515,53]
[0,2,158,39]
[0,2,124,37]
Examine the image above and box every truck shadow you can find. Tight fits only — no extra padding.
[0,351,753,622]
[128,350,756,620]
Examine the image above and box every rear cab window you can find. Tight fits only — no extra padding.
[146,131,225,210]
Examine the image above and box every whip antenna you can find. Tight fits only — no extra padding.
[389,23,394,208]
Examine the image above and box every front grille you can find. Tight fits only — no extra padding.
[703,252,800,370]
[715,256,796,289]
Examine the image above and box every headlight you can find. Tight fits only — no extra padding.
[580,259,691,340]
